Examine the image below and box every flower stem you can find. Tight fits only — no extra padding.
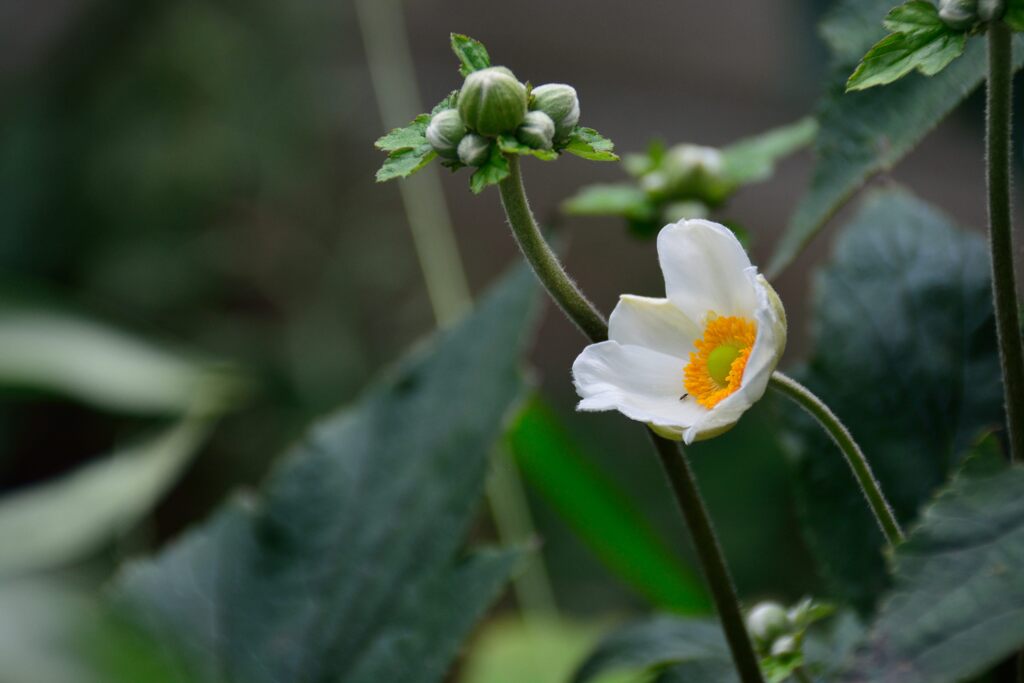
[986,20,1024,465]
[498,154,765,683]
[768,372,903,546]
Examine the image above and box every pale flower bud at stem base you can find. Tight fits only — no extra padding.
[770,635,799,658]
[458,66,528,137]
[517,110,555,150]
[939,0,978,29]
[425,109,466,159]
[530,83,580,144]
[457,133,491,167]
[746,602,790,644]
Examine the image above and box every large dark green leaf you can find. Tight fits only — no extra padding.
[111,268,538,683]
[780,189,1003,610]
[766,0,1024,276]
[842,455,1024,683]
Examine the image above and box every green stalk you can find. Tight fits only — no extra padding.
[498,154,765,683]
[355,0,556,618]
[769,372,903,546]
[986,20,1024,465]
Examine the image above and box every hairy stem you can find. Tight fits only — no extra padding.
[769,372,903,546]
[498,154,765,683]
[986,20,1024,464]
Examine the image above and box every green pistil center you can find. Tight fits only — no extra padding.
[706,344,741,386]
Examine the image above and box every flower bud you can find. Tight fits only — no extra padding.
[939,0,978,29]
[425,109,466,159]
[770,634,799,657]
[658,144,730,205]
[746,602,790,644]
[458,66,528,137]
[457,133,491,167]
[530,83,580,144]
[978,0,1004,21]
[517,110,556,150]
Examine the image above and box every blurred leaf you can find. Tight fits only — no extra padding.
[376,144,437,182]
[565,127,619,162]
[451,33,491,76]
[111,268,538,683]
[766,0,1024,276]
[720,117,818,186]
[374,114,430,152]
[508,398,710,613]
[460,617,636,683]
[780,188,1003,610]
[0,310,237,414]
[846,2,966,92]
[571,617,730,683]
[497,134,559,161]
[0,415,213,577]
[469,144,511,194]
[841,458,1024,683]
[562,184,657,222]
[1007,0,1024,30]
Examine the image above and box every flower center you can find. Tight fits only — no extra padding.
[683,315,757,409]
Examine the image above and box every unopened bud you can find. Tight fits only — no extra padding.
[457,133,491,166]
[746,602,790,644]
[425,109,466,159]
[517,110,556,150]
[978,0,1005,21]
[770,634,800,657]
[939,0,978,29]
[458,66,528,137]
[530,83,580,144]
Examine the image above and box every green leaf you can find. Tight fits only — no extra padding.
[564,127,619,162]
[111,268,539,683]
[561,183,657,222]
[845,2,966,92]
[507,398,710,614]
[469,144,510,194]
[373,114,430,152]
[720,117,818,186]
[451,33,491,76]
[431,90,459,115]
[497,135,559,161]
[766,0,1024,277]
[1007,0,1024,30]
[780,189,1003,611]
[375,144,437,182]
[841,460,1024,682]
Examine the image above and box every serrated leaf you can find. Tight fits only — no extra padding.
[496,135,558,161]
[451,33,490,76]
[469,144,510,194]
[766,0,1024,277]
[780,189,1003,611]
[431,90,459,115]
[507,398,709,614]
[110,268,539,683]
[561,183,657,222]
[375,144,436,182]
[564,127,619,162]
[845,3,966,92]
[374,114,430,152]
[720,117,818,186]
[841,460,1024,683]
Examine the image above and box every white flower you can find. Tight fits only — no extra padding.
[572,219,786,444]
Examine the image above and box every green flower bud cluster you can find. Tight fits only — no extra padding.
[744,598,835,666]
[938,0,1004,29]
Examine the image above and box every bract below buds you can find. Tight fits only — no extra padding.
[530,83,580,144]
[458,66,528,137]
[939,0,978,29]
[426,109,466,159]
[457,133,491,166]
[517,110,556,150]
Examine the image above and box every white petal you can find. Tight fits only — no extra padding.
[608,295,701,358]
[573,341,705,429]
[682,272,787,444]
[657,219,757,320]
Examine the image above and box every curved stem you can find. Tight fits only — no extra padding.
[769,372,903,546]
[498,154,765,683]
[986,21,1024,464]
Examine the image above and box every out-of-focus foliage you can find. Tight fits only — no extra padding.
[508,397,710,614]
[780,188,1003,610]
[110,269,537,683]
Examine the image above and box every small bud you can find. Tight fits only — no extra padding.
[939,0,978,29]
[746,602,790,644]
[770,634,800,658]
[658,144,729,204]
[978,0,1004,21]
[458,66,528,137]
[530,83,580,144]
[517,110,556,150]
[457,133,491,166]
[426,109,466,159]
